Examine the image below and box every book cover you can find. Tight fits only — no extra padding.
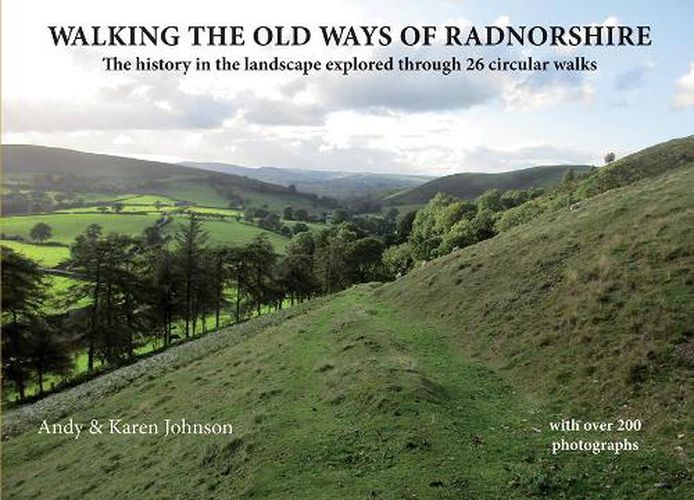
[1,1,692,498]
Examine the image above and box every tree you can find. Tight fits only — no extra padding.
[292,222,310,235]
[313,228,352,294]
[280,232,318,304]
[69,226,105,371]
[209,247,229,330]
[245,235,279,316]
[143,225,166,247]
[385,207,399,221]
[346,236,385,283]
[226,246,252,323]
[278,253,317,304]
[382,243,414,278]
[562,169,576,184]
[283,207,294,220]
[604,152,616,164]
[112,202,124,213]
[24,317,72,395]
[69,227,146,367]
[143,246,180,347]
[409,194,458,260]
[331,208,350,224]
[396,210,418,244]
[30,222,52,244]
[294,208,309,221]
[476,189,504,213]
[1,247,50,399]
[259,213,282,231]
[174,213,210,338]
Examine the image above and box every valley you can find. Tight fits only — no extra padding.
[1,136,692,498]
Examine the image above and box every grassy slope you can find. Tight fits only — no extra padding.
[3,144,692,498]
[3,287,689,498]
[192,219,288,251]
[3,145,333,214]
[385,164,593,205]
[0,213,162,244]
[379,166,693,433]
[0,240,70,267]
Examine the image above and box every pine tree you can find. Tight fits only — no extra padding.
[1,247,50,399]
[174,214,209,338]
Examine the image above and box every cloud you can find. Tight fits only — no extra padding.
[4,79,235,132]
[316,67,496,113]
[502,71,594,110]
[287,40,500,118]
[613,63,653,91]
[234,91,325,126]
[458,144,595,173]
[673,63,694,109]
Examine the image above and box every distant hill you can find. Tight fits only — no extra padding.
[3,144,202,180]
[181,161,434,199]
[2,145,335,213]
[384,164,593,205]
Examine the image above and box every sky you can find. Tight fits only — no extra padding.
[2,0,693,175]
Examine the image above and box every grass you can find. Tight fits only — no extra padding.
[57,204,243,217]
[57,205,163,214]
[2,286,689,497]
[164,206,243,217]
[116,194,180,205]
[498,135,693,232]
[378,165,693,448]
[41,275,90,314]
[0,240,70,267]
[2,139,691,497]
[241,190,327,214]
[157,178,329,214]
[1,213,163,244]
[163,218,289,251]
[157,179,238,208]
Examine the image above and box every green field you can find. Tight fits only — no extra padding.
[157,179,237,208]
[165,206,243,217]
[116,194,180,205]
[2,211,287,250]
[158,178,329,214]
[0,240,70,267]
[57,204,244,218]
[1,213,163,244]
[241,190,327,214]
[184,219,289,250]
[57,205,163,214]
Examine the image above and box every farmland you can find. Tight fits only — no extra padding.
[0,240,69,267]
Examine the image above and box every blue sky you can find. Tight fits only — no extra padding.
[2,0,692,174]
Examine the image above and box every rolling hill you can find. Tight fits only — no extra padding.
[181,161,434,199]
[384,164,593,206]
[2,145,334,213]
[2,138,692,498]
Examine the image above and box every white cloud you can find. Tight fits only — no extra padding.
[502,71,594,110]
[458,144,595,173]
[673,63,694,109]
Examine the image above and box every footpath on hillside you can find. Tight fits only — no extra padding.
[2,286,690,498]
